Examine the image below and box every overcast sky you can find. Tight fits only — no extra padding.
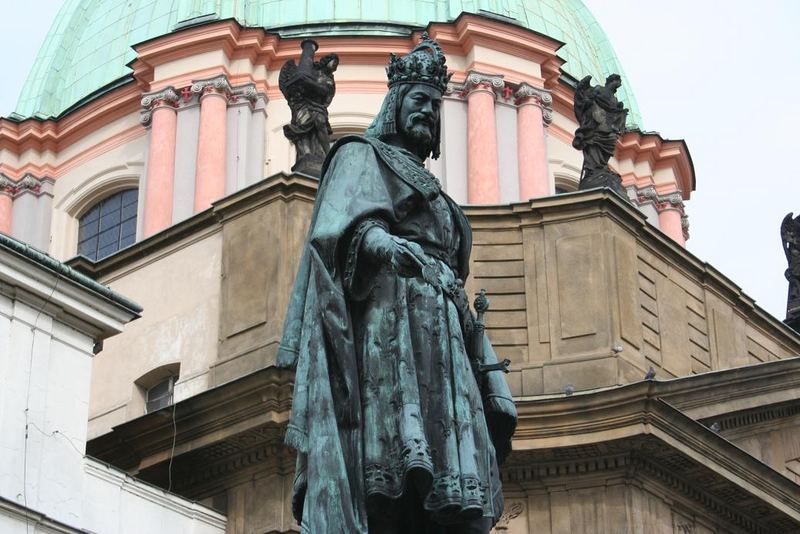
[1,1,798,320]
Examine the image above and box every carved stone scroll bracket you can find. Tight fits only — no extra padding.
[514,82,553,125]
[140,87,180,126]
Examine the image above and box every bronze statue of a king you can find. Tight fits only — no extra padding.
[277,33,517,534]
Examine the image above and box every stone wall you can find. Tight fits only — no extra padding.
[465,190,800,396]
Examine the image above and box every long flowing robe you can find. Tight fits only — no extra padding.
[277,135,517,533]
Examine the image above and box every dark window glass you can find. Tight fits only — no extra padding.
[145,376,176,413]
[78,189,138,261]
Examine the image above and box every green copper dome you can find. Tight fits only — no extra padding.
[15,0,640,125]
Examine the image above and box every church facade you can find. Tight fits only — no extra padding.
[1,1,798,532]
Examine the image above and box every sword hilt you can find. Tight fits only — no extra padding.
[478,358,511,374]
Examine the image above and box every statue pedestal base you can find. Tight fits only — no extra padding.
[578,169,628,200]
[291,154,324,178]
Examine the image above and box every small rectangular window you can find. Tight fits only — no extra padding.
[145,376,176,413]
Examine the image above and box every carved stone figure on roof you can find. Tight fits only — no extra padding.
[279,39,339,177]
[573,73,629,198]
[277,33,517,534]
[781,212,800,330]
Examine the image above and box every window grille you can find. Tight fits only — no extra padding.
[78,189,137,260]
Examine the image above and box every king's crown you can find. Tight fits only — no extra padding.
[387,32,452,93]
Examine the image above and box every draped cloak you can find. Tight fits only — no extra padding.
[277,135,517,533]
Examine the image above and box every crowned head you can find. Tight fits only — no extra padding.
[386,32,452,94]
[365,33,451,160]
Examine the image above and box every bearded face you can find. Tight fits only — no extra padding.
[397,84,442,159]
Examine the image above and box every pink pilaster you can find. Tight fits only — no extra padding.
[193,77,229,212]
[0,180,13,235]
[465,74,501,204]
[656,191,687,246]
[141,88,179,238]
[515,83,552,200]
[658,208,685,247]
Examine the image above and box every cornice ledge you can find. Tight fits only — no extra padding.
[447,12,563,58]
[212,172,319,221]
[651,399,800,521]
[65,208,219,280]
[87,366,294,464]
[515,359,800,427]
[514,391,800,525]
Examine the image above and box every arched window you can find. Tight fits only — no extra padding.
[78,189,138,260]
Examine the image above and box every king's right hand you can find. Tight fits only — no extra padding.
[362,227,425,278]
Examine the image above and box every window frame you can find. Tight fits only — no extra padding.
[77,188,138,261]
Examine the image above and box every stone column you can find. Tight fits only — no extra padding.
[657,192,687,246]
[515,83,553,200]
[140,87,180,238]
[464,72,503,204]
[192,75,231,212]
[0,176,13,235]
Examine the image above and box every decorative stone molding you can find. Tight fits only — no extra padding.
[450,71,505,98]
[18,173,42,193]
[191,74,233,100]
[0,174,14,195]
[514,82,554,125]
[681,214,690,240]
[168,76,263,108]
[229,82,259,104]
[139,86,180,125]
[636,185,659,204]
[0,173,52,197]
[633,186,690,240]
[494,500,525,531]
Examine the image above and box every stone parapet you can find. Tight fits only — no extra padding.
[463,189,800,396]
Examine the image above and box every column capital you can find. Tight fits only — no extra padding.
[191,74,233,100]
[0,173,52,197]
[228,82,260,106]
[635,186,685,212]
[450,71,505,98]
[514,82,553,125]
[644,187,689,242]
[657,191,685,210]
[0,174,15,195]
[140,87,180,125]
[17,173,44,195]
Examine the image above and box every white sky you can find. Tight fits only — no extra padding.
[1,1,798,320]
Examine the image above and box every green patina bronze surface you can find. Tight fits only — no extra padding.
[277,36,516,533]
[16,0,640,126]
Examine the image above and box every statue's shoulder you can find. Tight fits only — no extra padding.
[321,135,379,174]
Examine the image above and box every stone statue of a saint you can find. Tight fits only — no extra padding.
[277,33,517,534]
[279,39,339,177]
[781,212,800,330]
[573,74,629,197]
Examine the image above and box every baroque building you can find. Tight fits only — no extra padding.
[0,1,798,532]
